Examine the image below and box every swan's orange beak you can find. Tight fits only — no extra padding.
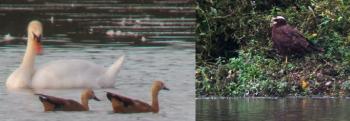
[33,33,42,55]
[35,42,42,55]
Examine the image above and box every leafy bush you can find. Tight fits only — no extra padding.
[196,0,350,97]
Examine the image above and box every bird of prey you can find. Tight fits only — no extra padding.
[271,16,323,63]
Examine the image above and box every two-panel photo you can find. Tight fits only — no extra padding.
[0,0,349,121]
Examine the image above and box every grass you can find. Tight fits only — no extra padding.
[196,0,350,97]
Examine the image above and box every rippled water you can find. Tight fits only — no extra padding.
[197,98,350,121]
[0,0,194,121]
[0,0,195,44]
[0,43,194,121]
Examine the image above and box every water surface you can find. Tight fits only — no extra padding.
[0,0,194,121]
[197,98,350,121]
[0,0,195,44]
[0,44,194,121]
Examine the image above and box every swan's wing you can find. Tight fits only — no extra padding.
[101,55,125,87]
[32,59,105,89]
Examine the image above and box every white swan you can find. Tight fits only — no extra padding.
[6,20,124,89]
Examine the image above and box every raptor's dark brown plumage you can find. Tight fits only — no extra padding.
[271,16,323,61]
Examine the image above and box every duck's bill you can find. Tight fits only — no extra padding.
[93,96,101,101]
[162,86,170,91]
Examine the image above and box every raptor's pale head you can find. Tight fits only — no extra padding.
[271,16,287,27]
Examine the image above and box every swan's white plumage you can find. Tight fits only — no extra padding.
[6,67,33,89]
[6,20,125,89]
[32,60,104,88]
[32,56,124,89]
[6,20,42,89]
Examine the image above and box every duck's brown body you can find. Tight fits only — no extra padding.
[36,89,100,111]
[106,80,169,113]
[106,92,154,113]
[37,94,88,111]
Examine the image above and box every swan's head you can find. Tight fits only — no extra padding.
[27,20,43,55]
[152,80,170,92]
[82,88,100,101]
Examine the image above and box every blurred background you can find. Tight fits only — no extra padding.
[0,0,195,45]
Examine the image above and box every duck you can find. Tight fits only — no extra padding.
[35,88,100,111]
[6,20,125,89]
[106,80,169,113]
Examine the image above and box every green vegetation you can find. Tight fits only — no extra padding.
[196,0,350,97]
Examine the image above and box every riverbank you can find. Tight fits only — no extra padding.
[196,1,350,97]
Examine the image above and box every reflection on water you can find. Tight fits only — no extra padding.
[197,98,350,121]
[0,0,195,45]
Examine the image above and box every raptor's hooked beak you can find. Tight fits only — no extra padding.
[32,32,42,55]
[270,17,277,27]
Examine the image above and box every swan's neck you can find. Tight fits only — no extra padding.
[20,38,36,69]
[151,89,160,113]
[81,96,89,111]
